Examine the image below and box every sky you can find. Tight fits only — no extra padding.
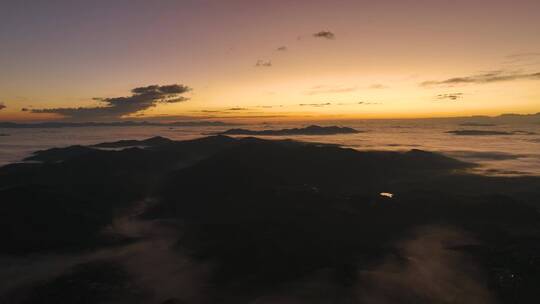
[0,0,539,122]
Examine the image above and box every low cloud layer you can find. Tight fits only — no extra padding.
[31,84,191,120]
[356,227,495,304]
[313,31,335,40]
[436,93,464,101]
[421,71,540,87]
[444,150,525,161]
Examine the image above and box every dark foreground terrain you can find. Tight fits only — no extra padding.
[1,135,540,303]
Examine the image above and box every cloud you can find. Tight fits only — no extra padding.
[357,101,381,105]
[505,52,540,59]
[306,85,358,95]
[199,110,223,113]
[31,84,191,120]
[444,150,525,161]
[21,107,29,111]
[196,108,271,116]
[368,84,388,89]
[255,60,272,67]
[256,105,284,108]
[276,46,287,51]
[502,52,540,67]
[335,101,381,106]
[193,110,289,119]
[436,93,464,101]
[0,103,5,110]
[313,31,335,40]
[357,226,495,304]
[421,70,540,87]
[299,102,332,107]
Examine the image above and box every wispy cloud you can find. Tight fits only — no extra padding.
[436,93,464,101]
[256,105,284,109]
[421,70,540,87]
[336,101,381,106]
[199,110,223,113]
[368,84,388,89]
[31,84,191,120]
[276,46,287,52]
[299,102,332,107]
[227,107,248,111]
[357,101,381,105]
[255,60,272,67]
[505,52,540,59]
[502,52,540,67]
[305,85,358,95]
[313,31,335,40]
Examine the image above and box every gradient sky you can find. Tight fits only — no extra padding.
[1,0,539,121]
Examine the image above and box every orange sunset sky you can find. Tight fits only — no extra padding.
[1,0,539,122]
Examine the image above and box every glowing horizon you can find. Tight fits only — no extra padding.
[1,0,539,122]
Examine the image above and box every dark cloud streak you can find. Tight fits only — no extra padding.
[255,60,272,67]
[436,93,464,101]
[299,102,332,107]
[505,52,540,59]
[421,71,540,87]
[31,84,191,120]
[313,31,335,40]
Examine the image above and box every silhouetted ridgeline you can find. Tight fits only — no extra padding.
[428,112,540,125]
[22,137,175,162]
[1,112,538,129]
[91,136,173,148]
[217,125,361,135]
[1,135,540,303]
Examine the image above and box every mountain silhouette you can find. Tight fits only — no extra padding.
[217,125,361,136]
[1,136,540,303]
